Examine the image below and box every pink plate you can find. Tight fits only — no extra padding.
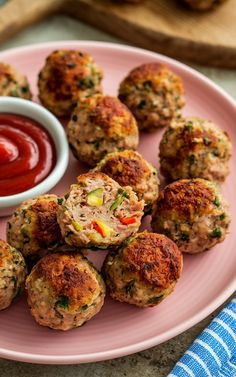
[0,41,235,364]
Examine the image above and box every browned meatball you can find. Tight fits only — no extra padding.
[159,116,232,183]
[0,62,32,99]
[38,50,103,117]
[183,0,227,10]
[93,150,159,213]
[118,63,185,131]
[26,253,106,330]
[7,195,63,261]
[102,231,183,307]
[151,179,230,254]
[0,240,27,310]
[67,95,139,167]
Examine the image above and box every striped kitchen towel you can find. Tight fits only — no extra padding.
[168,298,236,377]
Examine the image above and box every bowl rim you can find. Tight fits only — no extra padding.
[0,97,69,209]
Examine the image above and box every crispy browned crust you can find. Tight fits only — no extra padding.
[99,151,149,186]
[123,63,166,82]
[0,62,32,99]
[33,253,98,307]
[0,63,11,78]
[30,198,61,248]
[76,171,112,185]
[38,49,103,114]
[160,118,230,170]
[89,95,137,136]
[39,50,98,102]
[0,240,12,266]
[155,179,215,221]
[120,62,184,94]
[122,232,182,288]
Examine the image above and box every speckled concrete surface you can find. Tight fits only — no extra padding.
[0,14,235,377]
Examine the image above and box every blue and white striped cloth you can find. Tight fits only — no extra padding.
[168,299,236,377]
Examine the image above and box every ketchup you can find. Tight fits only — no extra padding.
[0,114,56,196]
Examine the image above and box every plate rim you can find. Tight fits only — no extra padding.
[0,40,235,364]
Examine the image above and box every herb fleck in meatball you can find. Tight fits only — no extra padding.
[0,62,32,99]
[93,150,159,213]
[67,94,139,167]
[102,232,183,307]
[57,172,144,249]
[151,179,230,254]
[26,253,105,330]
[159,116,232,183]
[183,0,227,10]
[38,50,103,117]
[0,240,27,310]
[7,195,63,261]
[118,63,185,131]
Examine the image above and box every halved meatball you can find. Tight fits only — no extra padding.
[102,231,183,307]
[67,94,139,167]
[183,0,227,10]
[93,150,159,213]
[0,62,32,99]
[57,172,144,249]
[151,179,230,254]
[38,50,103,117]
[7,195,63,261]
[159,116,232,183]
[0,240,27,310]
[118,62,185,131]
[26,252,105,330]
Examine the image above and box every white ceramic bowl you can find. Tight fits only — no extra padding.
[0,97,69,216]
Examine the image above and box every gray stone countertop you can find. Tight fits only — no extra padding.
[0,14,235,377]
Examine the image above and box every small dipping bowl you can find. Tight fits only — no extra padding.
[0,97,69,217]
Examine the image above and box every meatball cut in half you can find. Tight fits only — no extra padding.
[118,62,185,131]
[0,62,32,99]
[57,172,144,249]
[67,94,139,167]
[159,116,232,183]
[0,240,27,310]
[7,195,63,261]
[26,253,105,330]
[183,0,227,10]
[102,232,183,308]
[93,150,159,213]
[38,50,103,117]
[151,179,230,254]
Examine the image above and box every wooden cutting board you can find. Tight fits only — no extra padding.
[0,0,235,68]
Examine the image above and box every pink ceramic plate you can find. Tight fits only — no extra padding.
[0,41,235,365]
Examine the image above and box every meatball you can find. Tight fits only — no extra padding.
[159,116,232,183]
[57,172,144,249]
[67,95,139,167]
[7,195,63,261]
[118,63,185,131]
[93,150,159,213]
[151,179,230,254]
[38,50,103,117]
[102,232,183,307]
[0,240,27,310]
[26,252,105,330]
[183,0,227,10]
[0,62,32,99]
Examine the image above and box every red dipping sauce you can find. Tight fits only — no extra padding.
[0,113,56,196]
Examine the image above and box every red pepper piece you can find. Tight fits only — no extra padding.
[119,216,136,225]
[92,221,105,237]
